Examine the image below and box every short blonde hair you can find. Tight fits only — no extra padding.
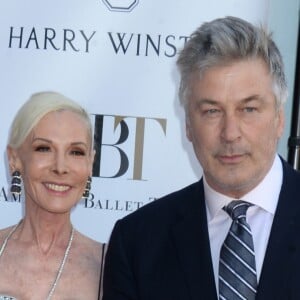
[8,91,93,150]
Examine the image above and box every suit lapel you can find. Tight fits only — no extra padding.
[257,160,300,299]
[164,160,300,299]
[170,180,217,300]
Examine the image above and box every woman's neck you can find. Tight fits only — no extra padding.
[14,214,73,256]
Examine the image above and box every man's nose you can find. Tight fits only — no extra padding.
[220,113,242,143]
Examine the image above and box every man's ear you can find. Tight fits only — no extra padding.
[186,119,193,142]
[277,107,285,138]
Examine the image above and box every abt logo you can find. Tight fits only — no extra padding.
[92,114,167,180]
[102,0,139,12]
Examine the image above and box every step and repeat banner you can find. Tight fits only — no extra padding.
[0,0,293,243]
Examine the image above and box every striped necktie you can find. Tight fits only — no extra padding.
[219,200,257,300]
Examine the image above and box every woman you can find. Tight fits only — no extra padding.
[0,92,103,299]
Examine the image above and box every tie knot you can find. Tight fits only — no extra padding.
[224,200,251,221]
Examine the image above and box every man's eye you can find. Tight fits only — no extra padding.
[207,109,219,114]
[203,109,221,116]
[244,107,257,113]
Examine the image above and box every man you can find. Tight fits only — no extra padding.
[103,16,300,299]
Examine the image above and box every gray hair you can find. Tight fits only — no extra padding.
[8,91,93,151]
[176,16,288,111]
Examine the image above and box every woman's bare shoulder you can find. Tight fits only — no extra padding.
[0,225,17,241]
[73,229,104,260]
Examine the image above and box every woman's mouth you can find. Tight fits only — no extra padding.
[44,183,71,192]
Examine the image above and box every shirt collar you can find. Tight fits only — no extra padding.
[204,155,283,222]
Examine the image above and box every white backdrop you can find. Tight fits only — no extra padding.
[0,0,297,243]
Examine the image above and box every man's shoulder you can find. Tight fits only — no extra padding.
[282,158,300,175]
[281,158,300,192]
[119,180,203,226]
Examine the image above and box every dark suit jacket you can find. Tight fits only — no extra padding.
[103,160,300,300]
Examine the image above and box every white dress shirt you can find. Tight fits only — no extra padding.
[204,155,283,294]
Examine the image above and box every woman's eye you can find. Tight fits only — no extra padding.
[70,150,85,156]
[35,146,50,152]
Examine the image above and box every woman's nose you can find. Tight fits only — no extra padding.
[52,153,69,174]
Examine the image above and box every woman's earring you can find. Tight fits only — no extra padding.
[11,170,22,196]
[82,176,92,199]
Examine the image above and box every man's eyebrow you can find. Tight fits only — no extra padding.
[195,98,219,106]
[241,95,263,103]
[195,95,264,105]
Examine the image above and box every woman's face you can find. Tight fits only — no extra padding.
[8,110,94,215]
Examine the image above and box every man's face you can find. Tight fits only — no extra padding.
[186,59,284,198]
